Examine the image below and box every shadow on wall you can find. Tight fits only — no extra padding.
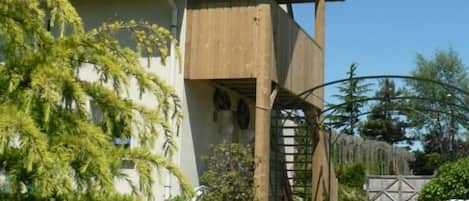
[184,81,223,181]
[71,0,173,50]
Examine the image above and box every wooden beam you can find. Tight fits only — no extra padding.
[312,130,328,201]
[315,0,325,49]
[287,3,294,18]
[254,1,274,201]
[254,78,272,201]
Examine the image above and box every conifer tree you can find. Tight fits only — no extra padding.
[360,79,408,144]
[0,1,191,200]
[327,64,371,135]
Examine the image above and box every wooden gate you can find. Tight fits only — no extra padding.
[366,175,433,201]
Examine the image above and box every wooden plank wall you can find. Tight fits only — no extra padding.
[185,0,259,79]
[271,5,324,109]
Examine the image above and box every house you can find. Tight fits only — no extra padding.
[71,0,342,200]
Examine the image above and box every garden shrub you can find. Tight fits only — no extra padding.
[419,157,469,201]
[335,163,367,201]
[199,143,256,201]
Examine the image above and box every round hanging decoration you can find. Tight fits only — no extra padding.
[237,99,250,129]
[213,88,231,111]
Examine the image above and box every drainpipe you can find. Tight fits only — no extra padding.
[168,0,179,37]
[165,0,179,199]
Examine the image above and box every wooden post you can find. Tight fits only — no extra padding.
[254,1,273,201]
[314,1,333,200]
[315,0,325,49]
[312,130,326,201]
[315,0,326,110]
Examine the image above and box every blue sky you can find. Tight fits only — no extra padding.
[293,0,469,103]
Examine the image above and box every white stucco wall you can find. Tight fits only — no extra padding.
[180,81,222,186]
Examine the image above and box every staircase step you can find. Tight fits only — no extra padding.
[283,153,312,155]
[276,144,310,146]
[284,161,313,164]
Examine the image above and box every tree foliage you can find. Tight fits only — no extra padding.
[199,143,256,201]
[419,157,469,201]
[0,1,191,200]
[404,49,469,174]
[335,163,366,201]
[405,50,469,152]
[410,137,469,175]
[360,79,408,144]
[327,64,372,135]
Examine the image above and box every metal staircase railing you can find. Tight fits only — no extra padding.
[271,110,315,201]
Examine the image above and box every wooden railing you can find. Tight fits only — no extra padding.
[271,5,324,108]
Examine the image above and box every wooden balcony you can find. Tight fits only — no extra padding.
[184,0,324,109]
